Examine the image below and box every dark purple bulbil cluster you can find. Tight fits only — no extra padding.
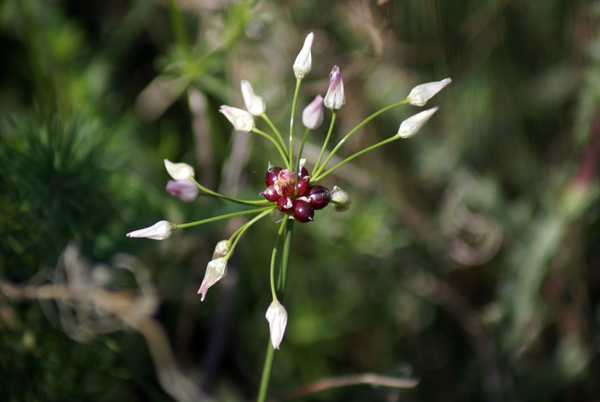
[260,165,330,222]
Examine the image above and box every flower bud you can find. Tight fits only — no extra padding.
[166,178,199,202]
[126,220,176,240]
[164,159,195,180]
[329,186,351,212]
[302,95,324,129]
[265,300,288,349]
[324,65,345,111]
[219,105,255,132]
[407,78,452,107]
[197,257,228,301]
[241,80,266,116]
[212,240,230,259]
[396,106,439,138]
[293,32,314,79]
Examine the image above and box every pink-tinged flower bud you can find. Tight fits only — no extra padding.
[293,32,314,79]
[396,106,439,138]
[324,65,345,111]
[166,179,199,202]
[302,95,324,129]
[197,257,228,301]
[164,159,195,180]
[329,186,351,212]
[407,78,452,106]
[241,80,266,116]
[212,240,230,259]
[126,220,176,240]
[265,300,288,349]
[219,105,255,132]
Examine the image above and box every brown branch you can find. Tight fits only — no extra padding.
[265,373,418,402]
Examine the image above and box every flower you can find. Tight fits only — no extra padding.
[329,186,351,212]
[212,240,230,259]
[126,220,177,240]
[407,78,452,106]
[164,159,195,180]
[265,300,288,349]
[324,65,345,111]
[396,106,439,138]
[293,32,314,79]
[302,95,324,129]
[197,257,228,301]
[166,178,199,202]
[241,80,266,116]
[219,105,255,132]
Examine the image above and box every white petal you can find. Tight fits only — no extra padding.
[164,159,195,180]
[197,258,228,301]
[265,301,288,349]
[397,106,439,138]
[293,32,314,79]
[241,80,266,116]
[126,220,176,241]
[407,78,452,107]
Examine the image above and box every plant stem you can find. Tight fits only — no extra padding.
[312,99,408,178]
[313,112,337,174]
[261,113,289,161]
[257,218,295,402]
[176,206,273,229]
[192,179,271,207]
[289,78,302,170]
[252,128,291,166]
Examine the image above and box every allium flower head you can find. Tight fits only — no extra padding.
[166,178,199,202]
[302,95,324,130]
[324,65,345,111]
[407,78,452,107]
[164,159,195,180]
[293,32,314,79]
[397,106,439,138]
[126,220,176,241]
[241,80,266,116]
[265,300,288,349]
[197,257,228,301]
[219,105,255,132]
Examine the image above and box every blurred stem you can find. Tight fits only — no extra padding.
[252,128,290,166]
[167,0,190,55]
[313,112,337,174]
[297,128,310,169]
[269,217,289,301]
[176,206,273,229]
[258,218,295,402]
[313,99,408,178]
[261,113,289,162]
[289,78,302,170]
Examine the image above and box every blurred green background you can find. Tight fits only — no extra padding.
[1,0,600,401]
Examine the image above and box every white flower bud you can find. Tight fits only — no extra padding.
[265,300,288,349]
[219,105,255,132]
[293,32,314,79]
[329,186,351,212]
[324,65,345,111]
[396,106,439,138]
[302,95,324,129]
[407,78,452,107]
[126,220,176,241]
[241,80,266,116]
[166,179,199,202]
[212,240,230,259]
[197,257,228,301]
[164,159,195,180]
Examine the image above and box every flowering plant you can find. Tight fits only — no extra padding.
[127,32,450,400]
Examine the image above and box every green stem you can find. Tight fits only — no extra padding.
[269,217,289,301]
[176,206,273,229]
[312,99,408,178]
[167,0,190,55]
[313,112,337,174]
[224,208,272,260]
[289,78,302,170]
[252,128,291,166]
[313,136,398,182]
[257,218,295,402]
[261,113,288,160]
[192,179,271,207]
